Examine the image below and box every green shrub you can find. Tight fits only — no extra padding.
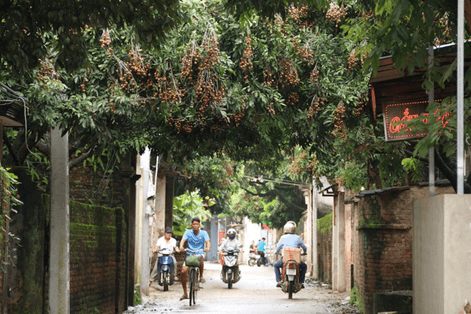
[349,284,365,313]
[134,285,141,305]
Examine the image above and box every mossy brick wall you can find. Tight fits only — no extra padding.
[68,163,129,313]
[69,201,126,314]
[351,184,454,314]
[317,212,332,283]
[69,166,127,208]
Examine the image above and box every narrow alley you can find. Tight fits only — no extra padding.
[123,262,361,314]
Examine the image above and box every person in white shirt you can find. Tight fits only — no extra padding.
[149,227,178,286]
[219,228,242,283]
[219,229,241,251]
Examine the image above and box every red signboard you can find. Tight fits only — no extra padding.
[383,100,450,142]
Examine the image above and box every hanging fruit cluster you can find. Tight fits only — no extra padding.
[346,49,359,70]
[37,59,61,89]
[299,43,315,65]
[287,5,314,29]
[240,36,253,81]
[307,95,326,119]
[100,30,112,51]
[263,65,275,87]
[277,57,300,89]
[326,3,348,27]
[332,101,346,138]
[165,23,227,134]
[309,64,319,83]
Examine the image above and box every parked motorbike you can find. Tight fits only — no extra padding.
[280,247,306,299]
[247,252,260,267]
[156,248,175,291]
[220,248,241,288]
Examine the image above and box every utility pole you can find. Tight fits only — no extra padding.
[49,127,70,314]
[140,148,151,296]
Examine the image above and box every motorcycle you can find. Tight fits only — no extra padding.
[156,248,175,291]
[220,248,241,289]
[280,247,306,299]
[247,252,260,267]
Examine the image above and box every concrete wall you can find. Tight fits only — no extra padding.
[413,194,471,314]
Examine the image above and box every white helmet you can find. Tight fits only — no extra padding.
[226,228,237,239]
[283,221,296,234]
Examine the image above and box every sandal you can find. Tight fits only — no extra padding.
[179,295,188,301]
[199,278,206,283]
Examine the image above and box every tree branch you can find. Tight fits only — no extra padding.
[69,149,93,168]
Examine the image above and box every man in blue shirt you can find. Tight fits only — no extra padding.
[257,237,267,266]
[179,217,211,301]
[274,221,307,288]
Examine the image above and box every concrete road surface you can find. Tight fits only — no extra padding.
[123,262,359,314]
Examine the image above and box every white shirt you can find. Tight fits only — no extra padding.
[156,236,177,256]
[220,238,241,251]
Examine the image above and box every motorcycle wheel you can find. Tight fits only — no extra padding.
[257,258,261,267]
[163,272,169,291]
[228,272,232,289]
[288,281,293,299]
[248,259,255,267]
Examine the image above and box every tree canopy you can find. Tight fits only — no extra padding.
[2,0,471,228]
[0,0,182,77]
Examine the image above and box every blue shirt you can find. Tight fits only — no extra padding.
[257,241,266,252]
[183,229,209,256]
[276,234,307,255]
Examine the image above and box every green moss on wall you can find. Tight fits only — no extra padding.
[317,212,333,236]
[358,195,384,229]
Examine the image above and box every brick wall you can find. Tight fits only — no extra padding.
[69,201,126,314]
[69,166,127,208]
[68,164,129,313]
[350,184,454,314]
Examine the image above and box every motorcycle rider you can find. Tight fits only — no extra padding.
[149,227,178,286]
[257,237,267,266]
[219,228,242,282]
[274,221,307,288]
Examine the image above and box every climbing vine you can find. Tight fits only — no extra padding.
[0,165,21,271]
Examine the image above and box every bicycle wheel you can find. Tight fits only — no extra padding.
[192,269,198,305]
[189,268,194,306]
[193,268,200,305]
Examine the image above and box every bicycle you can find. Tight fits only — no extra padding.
[184,249,204,306]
